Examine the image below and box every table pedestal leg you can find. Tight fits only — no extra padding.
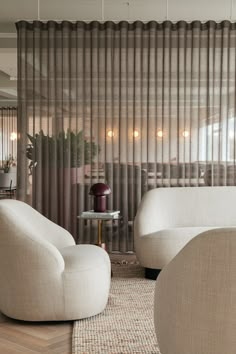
[97,219,102,246]
[97,220,106,250]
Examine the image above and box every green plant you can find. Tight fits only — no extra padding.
[26,130,100,171]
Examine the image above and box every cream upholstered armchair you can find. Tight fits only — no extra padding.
[134,186,236,279]
[0,199,111,321]
[154,228,236,354]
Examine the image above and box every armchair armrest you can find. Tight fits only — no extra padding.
[154,228,236,354]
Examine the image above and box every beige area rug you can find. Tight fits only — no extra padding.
[72,255,160,354]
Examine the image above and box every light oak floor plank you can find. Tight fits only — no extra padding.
[0,313,73,354]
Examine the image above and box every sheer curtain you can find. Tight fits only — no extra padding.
[16,20,236,252]
[0,107,17,168]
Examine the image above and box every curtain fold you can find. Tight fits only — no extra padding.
[0,107,17,169]
[16,20,236,252]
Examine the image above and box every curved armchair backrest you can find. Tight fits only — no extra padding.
[0,199,75,320]
[0,199,75,249]
[154,228,236,354]
[135,186,236,236]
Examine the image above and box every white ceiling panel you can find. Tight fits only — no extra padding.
[40,0,102,21]
[0,0,38,22]
[169,0,231,21]
[104,0,131,21]
[104,0,166,21]
[0,0,233,24]
[129,0,166,21]
[231,0,236,20]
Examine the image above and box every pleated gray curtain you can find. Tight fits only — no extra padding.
[16,20,236,252]
[0,107,17,167]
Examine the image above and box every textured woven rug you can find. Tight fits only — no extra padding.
[72,256,160,354]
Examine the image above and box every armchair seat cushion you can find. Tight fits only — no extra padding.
[61,244,111,320]
[137,226,220,269]
[61,244,110,273]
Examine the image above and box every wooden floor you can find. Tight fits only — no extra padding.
[0,312,73,354]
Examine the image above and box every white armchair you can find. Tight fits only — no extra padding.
[134,187,236,279]
[154,228,236,354]
[0,199,111,321]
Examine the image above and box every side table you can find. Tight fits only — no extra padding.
[78,210,122,249]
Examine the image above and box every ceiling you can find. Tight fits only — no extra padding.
[0,0,235,107]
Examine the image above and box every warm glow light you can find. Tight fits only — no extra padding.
[182,130,189,138]
[133,130,139,138]
[10,132,17,141]
[157,130,164,138]
[107,130,114,138]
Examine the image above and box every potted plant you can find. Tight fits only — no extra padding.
[26,130,100,181]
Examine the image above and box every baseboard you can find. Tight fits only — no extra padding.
[145,268,161,280]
